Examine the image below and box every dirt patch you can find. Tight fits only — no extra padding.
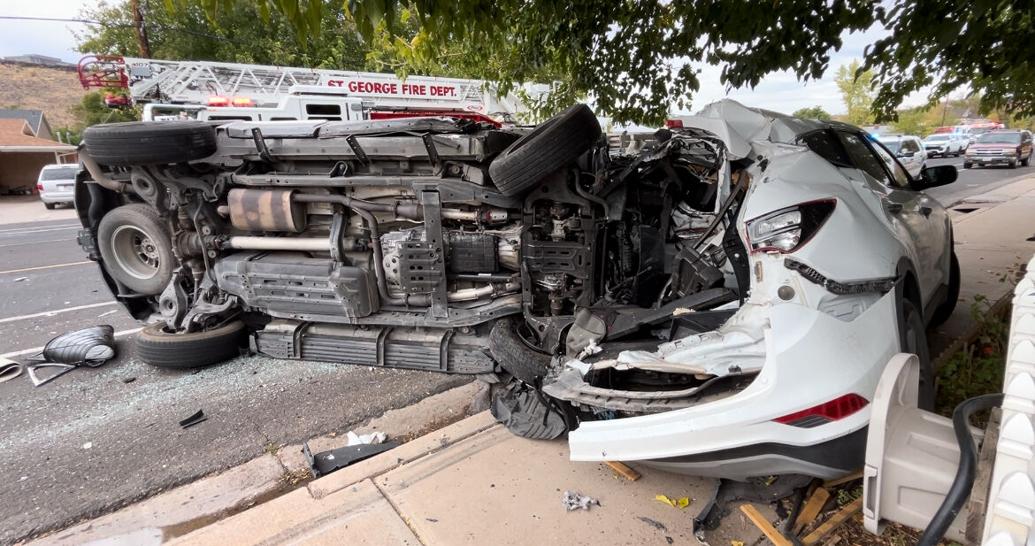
[0,62,86,129]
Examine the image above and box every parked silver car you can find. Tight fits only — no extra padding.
[37,164,78,209]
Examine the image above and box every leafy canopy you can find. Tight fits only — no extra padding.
[791,106,832,122]
[171,0,1034,125]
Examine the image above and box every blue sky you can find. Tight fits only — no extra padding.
[1,1,929,115]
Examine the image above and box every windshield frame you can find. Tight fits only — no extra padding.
[976,132,1022,145]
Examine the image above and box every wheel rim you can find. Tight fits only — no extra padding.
[111,225,161,280]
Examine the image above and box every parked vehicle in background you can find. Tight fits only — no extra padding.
[877,135,927,177]
[37,164,78,209]
[963,130,1034,169]
[923,133,965,157]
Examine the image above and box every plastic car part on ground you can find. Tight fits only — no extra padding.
[303,440,399,478]
[21,325,117,386]
[561,490,600,511]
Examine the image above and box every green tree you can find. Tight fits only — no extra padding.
[792,106,832,121]
[61,91,141,144]
[76,1,369,70]
[167,1,1035,124]
[835,60,875,125]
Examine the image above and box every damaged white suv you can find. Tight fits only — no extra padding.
[75,99,958,480]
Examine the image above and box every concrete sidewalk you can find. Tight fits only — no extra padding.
[28,176,1035,546]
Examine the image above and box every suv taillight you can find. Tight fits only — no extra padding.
[746,199,836,253]
[37,183,44,192]
[773,393,869,428]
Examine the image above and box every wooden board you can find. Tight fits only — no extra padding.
[822,469,863,488]
[802,497,863,545]
[739,504,793,546]
[604,461,641,481]
[793,487,831,535]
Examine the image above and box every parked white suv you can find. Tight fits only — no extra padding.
[922,133,965,157]
[37,164,78,209]
[878,135,927,177]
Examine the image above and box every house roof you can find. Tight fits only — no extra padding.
[0,109,47,136]
[0,119,75,152]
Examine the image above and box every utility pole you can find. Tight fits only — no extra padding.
[130,0,152,58]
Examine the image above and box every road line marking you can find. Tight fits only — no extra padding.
[0,223,78,233]
[0,225,79,236]
[1,327,142,359]
[0,302,118,324]
[0,238,75,249]
[0,261,93,275]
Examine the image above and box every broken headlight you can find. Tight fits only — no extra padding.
[746,199,836,253]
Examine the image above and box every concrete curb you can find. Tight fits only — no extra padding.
[26,382,486,545]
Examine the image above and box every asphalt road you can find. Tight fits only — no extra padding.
[0,159,1029,543]
[0,220,470,544]
[924,155,1035,206]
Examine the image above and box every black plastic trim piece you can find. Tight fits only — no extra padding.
[655,426,867,472]
[784,258,898,295]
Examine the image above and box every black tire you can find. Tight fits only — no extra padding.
[97,204,175,295]
[489,317,552,384]
[900,298,934,410]
[1022,155,1030,167]
[488,104,601,196]
[490,377,571,440]
[1009,159,1018,169]
[44,202,56,210]
[929,251,961,327]
[136,320,246,369]
[83,121,217,167]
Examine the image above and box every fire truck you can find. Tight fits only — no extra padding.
[77,55,535,125]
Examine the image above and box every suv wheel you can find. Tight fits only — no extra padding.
[97,204,175,295]
[135,320,246,369]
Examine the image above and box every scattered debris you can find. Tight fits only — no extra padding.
[739,504,792,546]
[97,309,118,318]
[822,469,863,488]
[121,376,137,384]
[13,276,27,282]
[303,440,398,478]
[792,487,831,535]
[655,494,690,509]
[801,497,862,545]
[82,442,92,449]
[605,461,641,481]
[346,430,387,446]
[731,541,745,546]
[178,410,207,429]
[22,325,117,386]
[0,358,23,384]
[561,490,600,511]
[27,363,75,386]
[637,516,667,531]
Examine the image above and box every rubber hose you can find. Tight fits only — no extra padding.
[916,392,1004,546]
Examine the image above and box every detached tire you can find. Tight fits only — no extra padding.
[488,104,601,196]
[83,121,217,166]
[136,321,246,369]
[97,204,175,295]
[489,317,551,384]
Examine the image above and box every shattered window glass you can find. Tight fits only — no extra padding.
[837,132,894,186]
[800,130,851,167]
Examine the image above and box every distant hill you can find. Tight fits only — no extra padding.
[0,62,86,129]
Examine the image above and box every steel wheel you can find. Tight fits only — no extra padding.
[111,225,161,280]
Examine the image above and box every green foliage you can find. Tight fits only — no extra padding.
[78,1,369,69]
[866,2,1035,121]
[791,106,832,121]
[835,60,875,125]
[70,91,141,135]
[935,295,1008,419]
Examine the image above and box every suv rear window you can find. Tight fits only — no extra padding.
[39,167,77,180]
[800,130,851,167]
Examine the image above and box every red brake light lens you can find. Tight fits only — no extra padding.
[665,119,684,128]
[746,199,836,254]
[773,393,869,428]
[37,183,44,192]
